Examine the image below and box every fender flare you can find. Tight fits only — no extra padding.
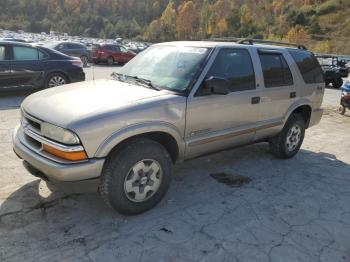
[283,99,312,124]
[94,121,185,160]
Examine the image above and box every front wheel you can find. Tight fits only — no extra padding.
[99,138,173,215]
[269,114,305,159]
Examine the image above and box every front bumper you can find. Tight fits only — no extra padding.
[13,126,104,192]
[309,108,323,127]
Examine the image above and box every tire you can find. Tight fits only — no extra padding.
[80,55,88,67]
[269,114,305,159]
[338,105,346,115]
[45,73,68,88]
[332,78,343,89]
[99,138,173,215]
[107,56,114,65]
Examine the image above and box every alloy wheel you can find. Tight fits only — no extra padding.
[48,75,66,87]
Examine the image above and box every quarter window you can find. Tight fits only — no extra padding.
[259,52,293,88]
[13,46,39,61]
[288,49,324,84]
[206,48,256,92]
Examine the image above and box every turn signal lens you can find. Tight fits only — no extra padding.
[43,144,87,161]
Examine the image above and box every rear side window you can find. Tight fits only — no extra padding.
[13,46,39,60]
[0,46,5,60]
[259,52,293,88]
[206,48,256,92]
[288,49,324,84]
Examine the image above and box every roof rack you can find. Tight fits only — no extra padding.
[205,37,307,50]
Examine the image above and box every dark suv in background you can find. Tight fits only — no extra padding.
[43,41,90,67]
[91,44,136,65]
[0,41,85,92]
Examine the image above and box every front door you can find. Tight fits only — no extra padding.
[0,44,13,90]
[185,48,261,159]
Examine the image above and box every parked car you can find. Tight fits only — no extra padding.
[43,41,90,67]
[91,44,136,65]
[0,41,85,92]
[13,40,324,215]
[316,54,349,89]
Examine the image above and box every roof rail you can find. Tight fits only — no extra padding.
[205,37,307,50]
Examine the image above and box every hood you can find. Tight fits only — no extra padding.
[22,79,173,127]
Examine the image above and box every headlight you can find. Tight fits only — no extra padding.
[41,123,80,145]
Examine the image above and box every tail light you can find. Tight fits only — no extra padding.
[71,60,83,68]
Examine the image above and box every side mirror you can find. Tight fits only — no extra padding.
[204,76,230,95]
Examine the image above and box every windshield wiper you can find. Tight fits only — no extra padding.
[126,75,161,91]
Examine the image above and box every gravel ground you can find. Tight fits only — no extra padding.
[0,70,349,262]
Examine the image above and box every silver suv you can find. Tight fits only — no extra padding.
[13,40,325,214]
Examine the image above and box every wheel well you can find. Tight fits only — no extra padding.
[108,132,179,163]
[292,105,312,128]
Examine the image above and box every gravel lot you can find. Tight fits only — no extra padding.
[0,68,349,262]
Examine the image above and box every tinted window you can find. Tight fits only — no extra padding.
[120,46,127,53]
[68,43,83,49]
[259,52,293,88]
[38,50,47,59]
[55,43,66,50]
[206,48,255,92]
[104,45,114,51]
[13,46,38,60]
[288,49,324,84]
[0,46,5,60]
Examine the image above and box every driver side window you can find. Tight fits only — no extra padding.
[204,48,256,93]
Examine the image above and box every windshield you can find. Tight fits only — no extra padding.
[117,45,211,92]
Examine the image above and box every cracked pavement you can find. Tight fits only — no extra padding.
[0,75,350,261]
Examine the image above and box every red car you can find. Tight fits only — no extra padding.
[92,44,136,65]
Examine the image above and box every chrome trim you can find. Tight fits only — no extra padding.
[22,110,44,125]
[23,127,84,152]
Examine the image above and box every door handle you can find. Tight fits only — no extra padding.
[290,92,296,98]
[251,96,260,104]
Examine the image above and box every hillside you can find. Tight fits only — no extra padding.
[1,0,350,54]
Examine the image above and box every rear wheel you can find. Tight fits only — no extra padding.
[332,78,343,89]
[269,114,305,159]
[99,138,173,215]
[80,55,88,67]
[45,73,68,88]
[338,105,346,115]
[107,56,114,65]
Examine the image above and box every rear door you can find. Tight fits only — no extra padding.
[0,44,13,89]
[9,45,45,90]
[112,45,122,62]
[254,49,297,140]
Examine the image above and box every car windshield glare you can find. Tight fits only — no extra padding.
[117,45,211,92]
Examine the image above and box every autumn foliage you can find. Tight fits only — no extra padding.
[0,0,350,53]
